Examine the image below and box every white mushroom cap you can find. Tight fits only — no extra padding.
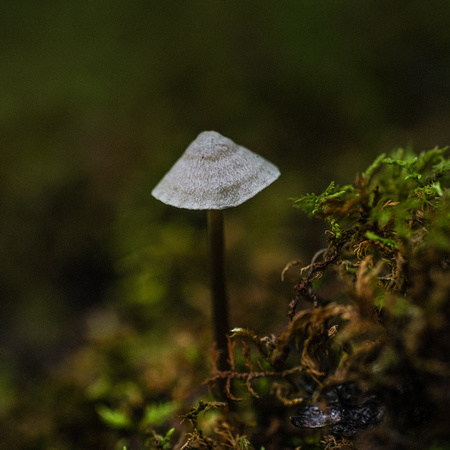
[152,131,280,210]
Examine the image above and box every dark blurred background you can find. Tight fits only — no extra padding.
[1,0,450,408]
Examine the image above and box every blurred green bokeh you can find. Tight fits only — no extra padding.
[1,0,450,427]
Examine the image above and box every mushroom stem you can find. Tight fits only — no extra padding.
[207,209,230,370]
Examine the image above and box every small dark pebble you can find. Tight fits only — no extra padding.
[290,383,384,437]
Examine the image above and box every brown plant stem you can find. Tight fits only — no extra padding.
[207,209,230,372]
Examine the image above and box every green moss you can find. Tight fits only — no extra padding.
[204,146,450,448]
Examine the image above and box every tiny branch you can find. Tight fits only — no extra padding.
[205,367,303,400]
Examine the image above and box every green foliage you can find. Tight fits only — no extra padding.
[291,181,354,217]
[143,402,179,428]
[97,405,133,430]
[152,428,175,450]
[292,147,449,253]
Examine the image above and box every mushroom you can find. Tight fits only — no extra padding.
[152,131,280,370]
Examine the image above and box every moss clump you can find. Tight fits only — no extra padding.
[205,147,449,449]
